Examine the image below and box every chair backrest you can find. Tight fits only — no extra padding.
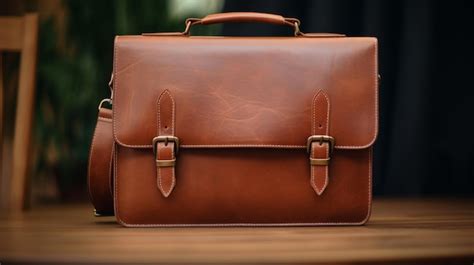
[0,13,38,211]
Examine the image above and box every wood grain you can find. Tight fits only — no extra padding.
[10,13,38,211]
[0,198,473,264]
[0,13,38,211]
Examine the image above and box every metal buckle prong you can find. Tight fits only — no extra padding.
[306,135,335,154]
[153,136,180,155]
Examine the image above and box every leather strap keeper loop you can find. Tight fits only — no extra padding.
[156,158,176,167]
[310,157,330,166]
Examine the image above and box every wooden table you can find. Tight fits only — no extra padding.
[0,198,473,264]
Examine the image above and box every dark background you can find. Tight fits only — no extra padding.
[1,0,473,204]
[223,0,474,196]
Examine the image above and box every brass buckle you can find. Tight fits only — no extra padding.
[153,136,180,155]
[306,135,335,154]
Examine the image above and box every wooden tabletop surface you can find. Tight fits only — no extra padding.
[0,198,473,264]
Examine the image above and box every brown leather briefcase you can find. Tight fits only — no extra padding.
[88,12,378,227]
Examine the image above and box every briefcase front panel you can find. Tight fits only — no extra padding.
[112,36,378,226]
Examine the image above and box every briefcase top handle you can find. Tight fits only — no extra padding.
[143,12,345,37]
[187,12,301,35]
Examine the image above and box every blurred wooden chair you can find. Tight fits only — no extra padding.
[0,13,38,211]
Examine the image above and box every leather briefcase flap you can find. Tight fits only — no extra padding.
[112,36,377,150]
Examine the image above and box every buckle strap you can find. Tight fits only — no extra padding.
[155,90,178,197]
[309,90,332,195]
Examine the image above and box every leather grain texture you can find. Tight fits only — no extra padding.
[109,33,378,226]
[115,147,372,226]
[113,37,378,149]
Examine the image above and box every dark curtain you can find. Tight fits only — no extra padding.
[222,0,474,196]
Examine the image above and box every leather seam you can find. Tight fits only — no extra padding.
[322,144,329,194]
[181,144,305,148]
[323,92,330,194]
[111,143,371,149]
[310,145,315,192]
[157,93,163,195]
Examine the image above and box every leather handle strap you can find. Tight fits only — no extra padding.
[143,12,345,37]
[184,12,301,36]
[198,12,297,26]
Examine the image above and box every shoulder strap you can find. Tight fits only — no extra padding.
[88,107,114,216]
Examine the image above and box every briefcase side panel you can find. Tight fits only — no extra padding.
[114,146,372,226]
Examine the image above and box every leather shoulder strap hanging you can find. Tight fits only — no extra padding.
[88,105,114,216]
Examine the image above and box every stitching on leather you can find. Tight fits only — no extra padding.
[311,92,317,135]
[157,93,164,195]
[112,38,378,150]
[156,144,176,198]
[322,144,329,194]
[111,143,373,149]
[157,89,175,135]
[168,146,176,197]
[310,143,316,192]
[157,92,163,194]
[310,91,316,192]
[114,143,374,149]
[324,92,330,136]
[182,144,305,148]
[323,92,330,194]
[168,90,176,195]
[157,146,162,194]
[157,90,176,197]
[310,144,329,195]
[310,90,330,195]
[310,92,317,193]
[171,91,175,135]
